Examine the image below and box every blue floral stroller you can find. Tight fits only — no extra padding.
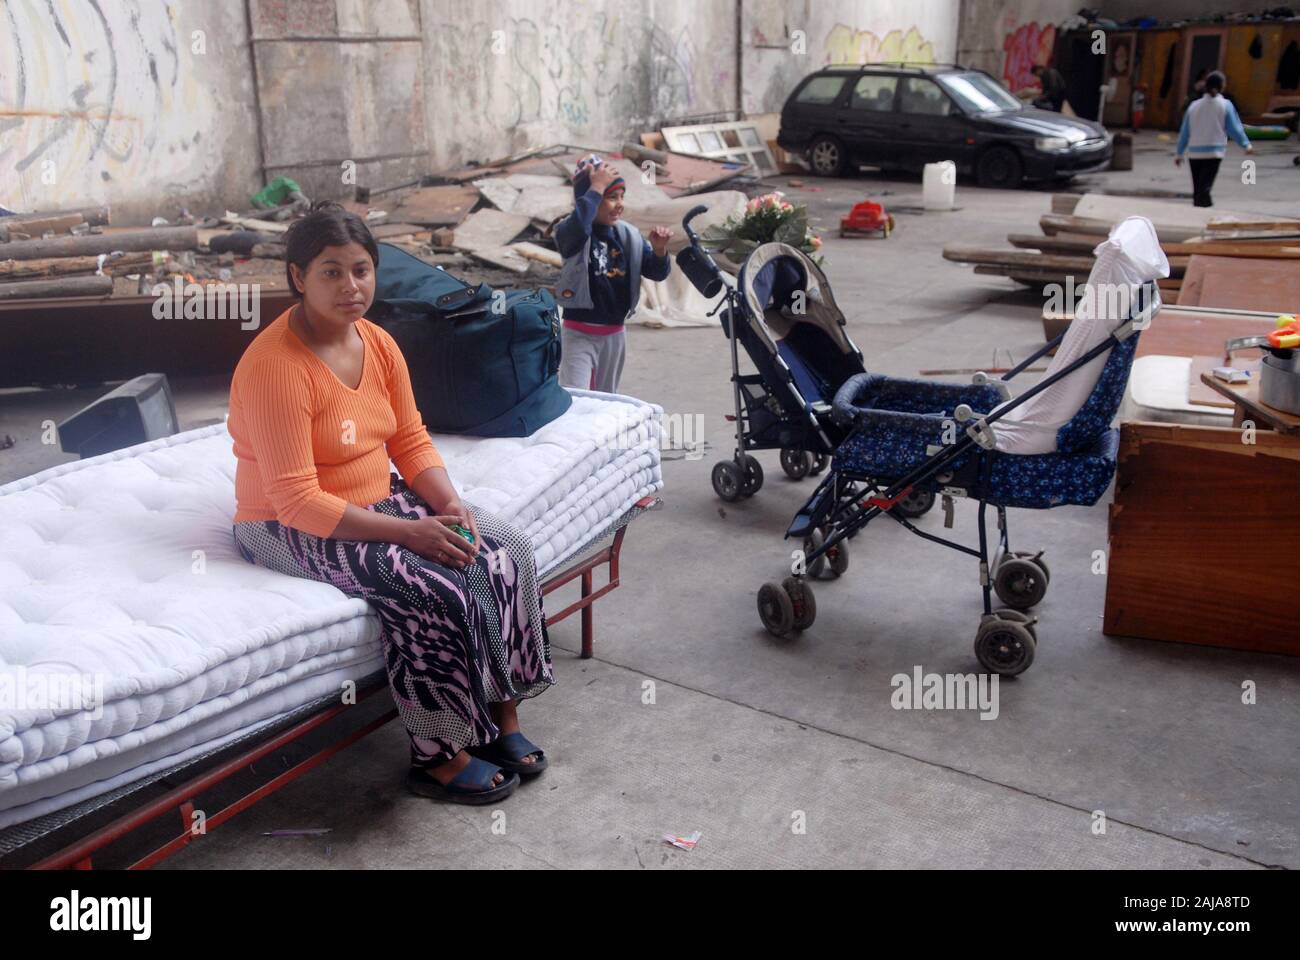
[755,217,1168,676]
[675,208,933,510]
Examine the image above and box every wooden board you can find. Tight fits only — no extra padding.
[1136,305,1276,359]
[1199,370,1300,435]
[390,185,480,226]
[1187,355,1258,408]
[1178,255,1300,311]
[449,208,531,252]
[368,222,428,240]
[1104,421,1300,655]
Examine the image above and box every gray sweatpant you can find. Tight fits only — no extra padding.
[559,325,626,394]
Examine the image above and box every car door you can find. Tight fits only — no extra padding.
[895,77,970,169]
[835,74,899,167]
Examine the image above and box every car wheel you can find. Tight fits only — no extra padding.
[976,145,1023,188]
[809,135,847,177]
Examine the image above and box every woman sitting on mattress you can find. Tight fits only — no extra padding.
[227,201,552,806]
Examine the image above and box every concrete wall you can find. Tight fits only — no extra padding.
[3,1,981,220]
[0,0,261,224]
[741,0,961,115]
[420,0,739,170]
[956,0,1079,90]
[249,0,430,204]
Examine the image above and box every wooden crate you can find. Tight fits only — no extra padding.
[1104,422,1300,654]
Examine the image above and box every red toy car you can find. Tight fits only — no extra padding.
[840,201,895,238]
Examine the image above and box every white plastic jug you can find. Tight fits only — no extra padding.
[922,161,956,211]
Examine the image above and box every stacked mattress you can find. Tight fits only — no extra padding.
[0,389,661,828]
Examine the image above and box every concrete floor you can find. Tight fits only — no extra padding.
[5,133,1299,868]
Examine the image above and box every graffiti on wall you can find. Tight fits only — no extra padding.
[1003,21,1058,92]
[824,24,936,65]
[430,10,703,140]
[0,0,215,209]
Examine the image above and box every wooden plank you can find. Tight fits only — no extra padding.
[0,275,113,300]
[466,245,530,274]
[1104,421,1300,654]
[1007,232,1099,254]
[1187,355,1256,408]
[0,251,152,280]
[1199,370,1300,435]
[450,208,531,252]
[0,205,110,242]
[390,184,480,227]
[512,241,562,267]
[1178,254,1300,311]
[1009,232,1300,262]
[1051,194,1081,214]
[944,246,1095,271]
[1039,213,1114,237]
[368,222,427,240]
[1135,305,1273,359]
[0,227,197,262]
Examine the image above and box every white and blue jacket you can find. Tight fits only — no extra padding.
[1176,93,1251,159]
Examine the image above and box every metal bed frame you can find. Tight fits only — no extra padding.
[1,496,659,870]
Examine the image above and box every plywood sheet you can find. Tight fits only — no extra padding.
[391,184,480,226]
[1178,254,1300,311]
[450,208,530,252]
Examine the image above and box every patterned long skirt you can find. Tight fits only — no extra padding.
[232,474,554,767]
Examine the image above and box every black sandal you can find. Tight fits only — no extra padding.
[470,732,548,777]
[405,757,519,805]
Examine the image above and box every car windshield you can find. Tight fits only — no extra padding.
[937,72,1023,114]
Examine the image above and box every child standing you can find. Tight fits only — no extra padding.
[555,155,673,393]
[1175,71,1253,208]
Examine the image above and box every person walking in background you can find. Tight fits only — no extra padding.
[1175,71,1253,207]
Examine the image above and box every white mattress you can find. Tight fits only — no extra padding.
[0,389,662,828]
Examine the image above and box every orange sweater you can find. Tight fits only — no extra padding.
[228,308,445,537]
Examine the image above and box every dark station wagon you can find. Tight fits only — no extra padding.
[778,63,1113,188]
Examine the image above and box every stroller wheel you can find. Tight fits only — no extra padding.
[1009,551,1050,584]
[993,557,1048,610]
[758,581,796,637]
[822,528,850,578]
[780,448,812,481]
[802,530,827,579]
[974,617,1037,676]
[992,607,1038,641]
[739,454,764,496]
[712,461,743,502]
[809,453,828,476]
[890,488,936,519]
[783,576,817,630]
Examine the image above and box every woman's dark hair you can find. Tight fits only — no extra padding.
[282,200,379,297]
[1205,71,1226,93]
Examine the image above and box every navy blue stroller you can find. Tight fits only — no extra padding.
[675,208,932,510]
[755,217,1166,676]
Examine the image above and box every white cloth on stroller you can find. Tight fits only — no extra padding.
[992,216,1169,454]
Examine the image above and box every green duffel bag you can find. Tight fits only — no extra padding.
[369,243,572,437]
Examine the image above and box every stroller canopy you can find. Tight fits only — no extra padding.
[738,244,857,359]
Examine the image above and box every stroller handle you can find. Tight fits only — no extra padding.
[681,204,710,245]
